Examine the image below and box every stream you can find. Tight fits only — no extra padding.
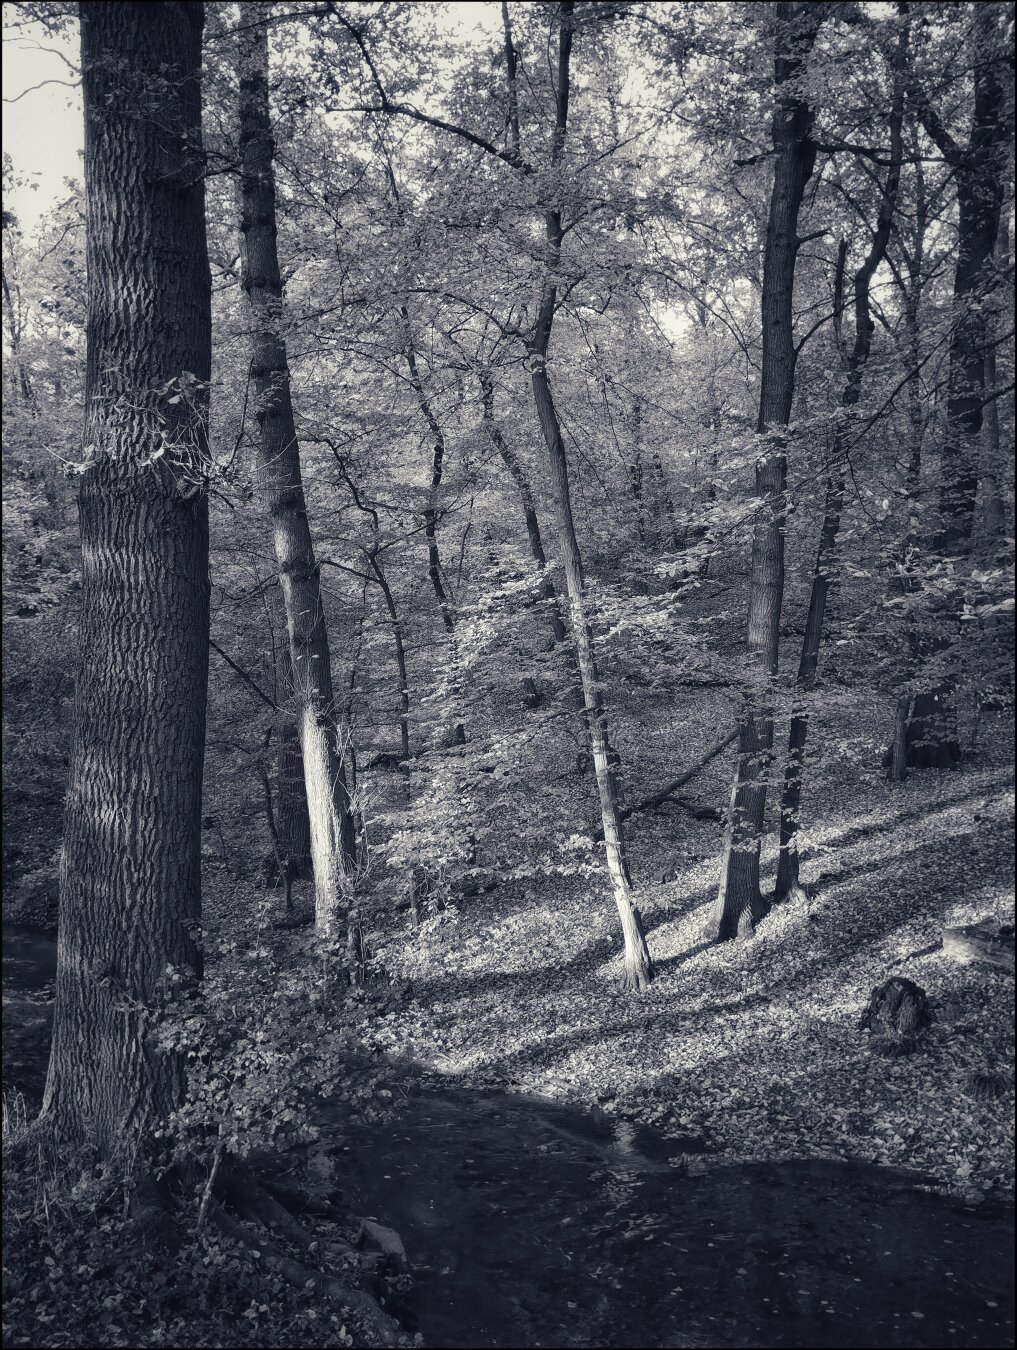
[3,924,1014,1349]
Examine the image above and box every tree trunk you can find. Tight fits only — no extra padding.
[479,368,568,645]
[713,1,821,941]
[1,254,37,412]
[237,15,357,933]
[42,0,210,1153]
[979,182,1011,551]
[527,1,653,991]
[904,4,1010,764]
[402,314,455,633]
[775,24,906,900]
[273,649,313,880]
[887,694,910,783]
[400,314,466,743]
[933,16,1009,557]
[368,550,412,764]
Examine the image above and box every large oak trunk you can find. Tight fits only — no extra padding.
[713,2,821,941]
[42,1,211,1152]
[237,17,357,932]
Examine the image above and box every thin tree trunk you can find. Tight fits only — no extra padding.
[368,550,412,764]
[42,0,210,1152]
[1,255,37,411]
[713,1,822,942]
[479,368,568,645]
[774,24,906,900]
[885,124,928,782]
[402,314,456,633]
[529,1,653,990]
[237,14,356,934]
[400,312,466,743]
[979,183,1011,550]
[273,647,312,881]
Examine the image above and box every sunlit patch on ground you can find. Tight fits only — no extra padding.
[367,707,1015,1199]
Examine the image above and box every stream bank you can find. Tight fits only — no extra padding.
[4,923,1013,1349]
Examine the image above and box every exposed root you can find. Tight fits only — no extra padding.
[209,1202,404,1347]
[130,1170,181,1253]
[620,955,654,992]
[260,1173,347,1220]
[219,1163,360,1257]
[773,879,811,906]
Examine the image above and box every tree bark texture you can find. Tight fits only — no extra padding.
[42,0,211,1153]
[528,0,653,990]
[775,27,905,899]
[713,1,821,941]
[237,15,357,932]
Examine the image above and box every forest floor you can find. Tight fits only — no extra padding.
[357,698,1016,1202]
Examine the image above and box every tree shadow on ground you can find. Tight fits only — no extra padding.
[451,822,1011,1088]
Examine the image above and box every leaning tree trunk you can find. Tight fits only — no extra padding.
[42,0,211,1153]
[237,15,357,933]
[774,23,906,899]
[532,362,653,989]
[529,0,653,990]
[713,1,822,942]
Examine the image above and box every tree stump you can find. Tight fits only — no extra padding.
[943,920,1015,973]
[860,976,931,1054]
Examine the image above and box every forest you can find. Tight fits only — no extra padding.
[1,1,1014,1347]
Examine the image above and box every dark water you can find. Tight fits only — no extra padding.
[333,1092,1014,1349]
[2,923,57,1103]
[4,925,1014,1349]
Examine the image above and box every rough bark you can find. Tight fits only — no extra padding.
[237,14,357,932]
[775,29,906,900]
[42,0,210,1152]
[529,0,653,990]
[713,1,821,942]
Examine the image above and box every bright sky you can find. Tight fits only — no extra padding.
[1,14,83,228]
[1,2,502,233]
